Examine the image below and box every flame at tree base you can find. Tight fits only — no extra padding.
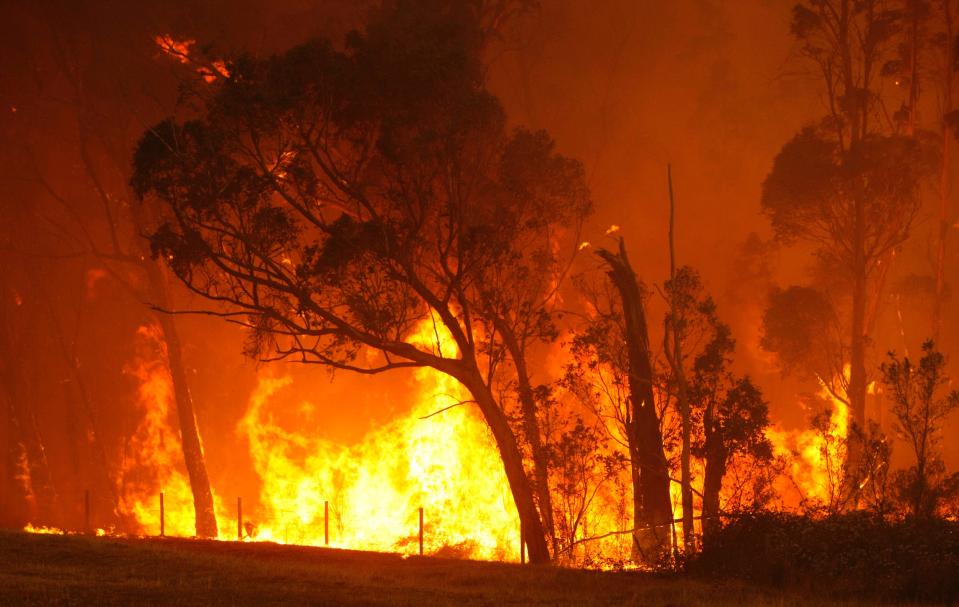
[239,369,520,561]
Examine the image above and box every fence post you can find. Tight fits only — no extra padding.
[418,507,424,556]
[84,489,90,534]
[160,492,165,537]
[237,497,243,541]
[520,520,525,564]
[324,501,329,546]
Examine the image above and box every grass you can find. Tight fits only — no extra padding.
[0,530,915,606]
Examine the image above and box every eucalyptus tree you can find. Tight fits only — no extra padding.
[132,0,589,563]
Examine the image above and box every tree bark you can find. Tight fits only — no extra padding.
[933,0,955,341]
[596,239,673,561]
[500,328,556,555]
[666,166,695,552]
[700,417,725,546]
[848,199,868,480]
[145,261,218,539]
[459,367,551,564]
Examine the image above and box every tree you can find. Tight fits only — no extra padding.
[662,167,695,553]
[880,340,959,516]
[761,285,849,405]
[688,317,772,544]
[768,1,935,467]
[4,3,224,537]
[131,0,589,563]
[547,414,625,565]
[575,239,672,561]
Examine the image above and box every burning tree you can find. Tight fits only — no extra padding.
[763,0,937,471]
[684,288,772,545]
[131,0,589,563]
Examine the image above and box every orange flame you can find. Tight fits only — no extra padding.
[237,320,520,559]
[116,324,227,537]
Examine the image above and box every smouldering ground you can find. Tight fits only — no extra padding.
[0,530,900,606]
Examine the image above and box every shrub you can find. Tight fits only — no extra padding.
[688,511,959,602]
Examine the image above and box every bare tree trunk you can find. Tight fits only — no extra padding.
[33,271,119,526]
[596,240,673,561]
[502,330,556,555]
[145,261,218,539]
[459,367,550,564]
[934,0,955,341]
[666,166,695,552]
[700,438,725,547]
[847,204,868,483]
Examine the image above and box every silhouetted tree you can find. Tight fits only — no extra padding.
[131,0,589,563]
[769,1,936,468]
[881,340,959,516]
[579,239,673,561]
[688,317,772,544]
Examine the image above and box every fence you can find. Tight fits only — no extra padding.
[41,489,532,563]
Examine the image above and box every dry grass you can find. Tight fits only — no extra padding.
[0,530,905,606]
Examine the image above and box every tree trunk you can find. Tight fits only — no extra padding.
[596,240,673,561]
[145,261,218,539]
[501,329,556,555]
[847,200,868,486]
[700,432,725,546]
[933,0,954,341]
[666,166,695,552]
[459,367,551,564]
[34,274,119,526]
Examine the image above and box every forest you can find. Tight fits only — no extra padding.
[1,0,958,603]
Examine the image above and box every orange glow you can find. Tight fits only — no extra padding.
[237,320,520,559]
[116,325,227,537]
[767,377,850,509]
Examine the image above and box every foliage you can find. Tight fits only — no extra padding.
[760,286,846,389]
[131,0,591,563]
[881,340,959,517]
[691,511,959,602]
[132,0,590,375]
[548,414,626,563]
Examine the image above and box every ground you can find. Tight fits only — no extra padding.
[0,530,905,606]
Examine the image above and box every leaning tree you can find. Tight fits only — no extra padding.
[131,0,589,563]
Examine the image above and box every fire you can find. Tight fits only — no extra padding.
[116,325,227,537]
[22,523,65,535]
[766,379,850,509]
[237,320,520,559]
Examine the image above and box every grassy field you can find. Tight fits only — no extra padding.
[0,530,911,606]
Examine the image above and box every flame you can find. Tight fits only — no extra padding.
[237,320,520,559]
[116,324,227,537]
[766,379,850,508]
[22,523,64,535]
[154,35,229,83]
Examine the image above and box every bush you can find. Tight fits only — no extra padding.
[688,512,959,602]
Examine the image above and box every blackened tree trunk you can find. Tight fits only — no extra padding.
[847,203,868,482]
[596,239,673,560]
[500,328,556,555]
[700,413,725,546]
[145,261,218,539]
[665,166,695,552]
[459,366,551,564]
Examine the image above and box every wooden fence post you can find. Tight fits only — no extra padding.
[160,492,165,537]
[418,507,424,556]
[520,520,525,564]
[237,497,243,541]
